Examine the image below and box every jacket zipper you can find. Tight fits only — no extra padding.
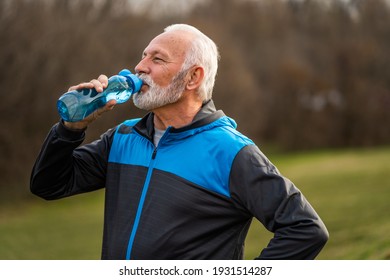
[125,127,170,259]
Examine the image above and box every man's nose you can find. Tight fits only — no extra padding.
[135,59,149,75]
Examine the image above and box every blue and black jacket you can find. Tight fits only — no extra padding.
[30,100,328,259]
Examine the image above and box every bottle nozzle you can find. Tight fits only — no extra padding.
[118,69,143,93]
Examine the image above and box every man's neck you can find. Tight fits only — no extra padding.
[153,99,202,130]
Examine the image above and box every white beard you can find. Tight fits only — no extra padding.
[133,70,187,111]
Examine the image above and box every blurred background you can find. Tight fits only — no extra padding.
[0,0,389,259]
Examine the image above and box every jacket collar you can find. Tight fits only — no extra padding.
[133,99,226,140]
[172,100,225,133]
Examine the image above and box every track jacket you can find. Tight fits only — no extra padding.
[30,100,328,260]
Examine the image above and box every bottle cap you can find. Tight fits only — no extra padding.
[118,69,143,93]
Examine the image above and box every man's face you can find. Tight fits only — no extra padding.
[133,31,191,111]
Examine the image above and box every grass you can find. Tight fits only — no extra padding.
[0,146,389,260]
[0,191,105,260]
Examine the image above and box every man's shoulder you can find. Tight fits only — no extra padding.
[215,116,254,147]
[116,118,142,134]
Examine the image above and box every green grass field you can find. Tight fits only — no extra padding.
[1,146,389,260]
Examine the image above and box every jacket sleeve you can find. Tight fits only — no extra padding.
[229,145,329,259]
[30,121,115,200]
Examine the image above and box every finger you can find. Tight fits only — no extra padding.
[90,79,104,93]
[102,99,117,112]
[68,82,94,91]
[97,74,109,88]
[91,100,116,119]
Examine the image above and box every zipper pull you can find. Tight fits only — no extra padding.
[152,148,157,159]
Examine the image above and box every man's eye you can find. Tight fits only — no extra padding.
[153,57,164,62]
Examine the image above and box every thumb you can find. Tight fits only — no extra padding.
[63,100,118,130]
[94,99,117,118]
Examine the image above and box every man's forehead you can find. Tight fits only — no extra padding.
[144,31,192,57]
[142,46,170,58]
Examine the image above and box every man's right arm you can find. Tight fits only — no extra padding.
[30,74,117,199]
[30,120,115,200]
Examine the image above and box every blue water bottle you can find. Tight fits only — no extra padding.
[57,69,142,122]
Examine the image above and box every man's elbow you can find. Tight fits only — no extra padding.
[30,183,52,200]
[309,221,329,257]
[315,223,329,247]
[30,178,61,201]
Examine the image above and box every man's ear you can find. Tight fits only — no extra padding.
[186,66,204,91]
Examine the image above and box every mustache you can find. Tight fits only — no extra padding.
[137,73,154,86]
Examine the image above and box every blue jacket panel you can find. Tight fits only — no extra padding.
[109,116,254,198]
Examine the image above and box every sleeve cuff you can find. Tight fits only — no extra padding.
[56,119,86,141]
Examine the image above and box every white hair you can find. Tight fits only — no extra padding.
[164,24,220,103]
